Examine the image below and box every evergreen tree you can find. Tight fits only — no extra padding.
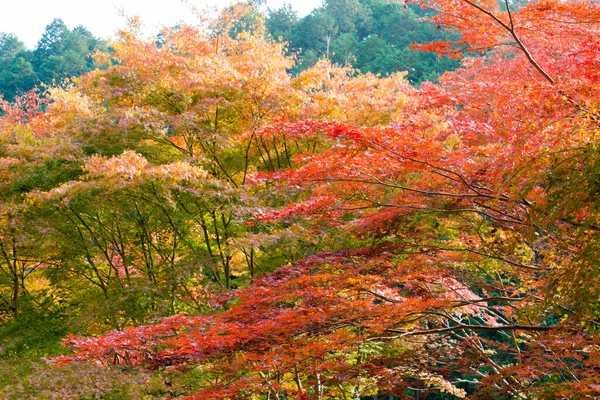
[32,19,97,84]
[0,33,36,100]
[267,0,460,84]
[266,3,298,44]
[0,19,106,101]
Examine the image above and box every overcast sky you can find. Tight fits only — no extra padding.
[1,0,322,48]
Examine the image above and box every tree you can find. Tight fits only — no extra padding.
[266,3,299,45]
[279,0,460,82]
[0,34,35,101]
[0,92,56,319]
[324,0,373,36]
[0,23,106,101]
[32,19,105,85]
[29,152,234,329]
[0,5,315,341]
[57,0,600,398]
[292,10,338,61]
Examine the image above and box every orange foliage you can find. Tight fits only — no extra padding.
[49,0,600,397]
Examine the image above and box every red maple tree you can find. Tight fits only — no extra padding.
[55,0,600,398]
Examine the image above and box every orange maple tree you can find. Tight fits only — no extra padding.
[51,0,600,398]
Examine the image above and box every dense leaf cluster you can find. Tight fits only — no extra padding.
[0,19,106,101]
[0,0,460,103]
[1,1,599,399]
[267,0,460,83]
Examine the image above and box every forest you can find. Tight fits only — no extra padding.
[0,0,599,398]
[0,0,459,102]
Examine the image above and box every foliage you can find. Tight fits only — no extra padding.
[0,0,459,104]
[0,361,168,399]
[0,0,599,398]
[0,19,106,102]
[0,33,36,101]
[267,0,461,83]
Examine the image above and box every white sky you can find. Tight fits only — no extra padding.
[1,0,322,49]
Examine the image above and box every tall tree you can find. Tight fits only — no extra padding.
[0,34,35,101]
[32,19,103,85]
[0,22,106,101]
[324,0,372,35]
[266,3,299,45]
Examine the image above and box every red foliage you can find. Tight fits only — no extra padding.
[55,0,600,397]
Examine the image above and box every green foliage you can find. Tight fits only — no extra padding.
[267,0,460,83]
[0,297,71,359]
[9,159,83,195]
[265,3,298,44]
[0,20,106,101]
[32,19,101,84]
[0,34,36,101]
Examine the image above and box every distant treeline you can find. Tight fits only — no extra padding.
[0,0,459,100]
[266,0,460,82]
[0,19,107,100]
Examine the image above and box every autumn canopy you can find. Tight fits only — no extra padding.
[1,0,599,398]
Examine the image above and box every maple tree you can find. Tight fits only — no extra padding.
[0,90,79,319]
[1,5,403,335]
[0,0,598,398]
[28,151,234,328]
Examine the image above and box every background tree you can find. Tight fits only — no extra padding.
[0,34,36,101]
[32,19,102,84]
[0,20,105,102]
[265,3,298,43]
[271,0,460,83]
